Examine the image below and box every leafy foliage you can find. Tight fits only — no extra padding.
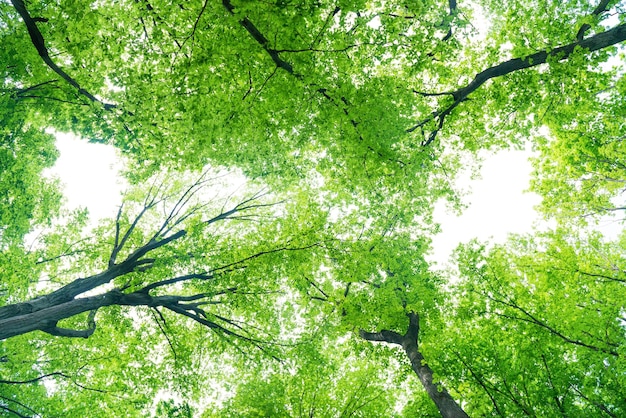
[1,0,625,416]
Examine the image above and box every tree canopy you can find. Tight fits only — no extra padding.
[1,0,625,416]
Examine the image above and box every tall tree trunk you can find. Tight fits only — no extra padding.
[360,313,469,418]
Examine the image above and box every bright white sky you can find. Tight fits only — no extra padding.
[47,133,126,221]
[48,133,543,265]
[430,149,543,265]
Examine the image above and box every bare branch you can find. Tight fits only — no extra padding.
[152,171,215,239]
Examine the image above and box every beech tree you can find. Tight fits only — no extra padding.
[1,0,626,416]
[440,229,626,416]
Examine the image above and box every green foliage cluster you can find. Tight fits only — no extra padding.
[1,0,625,416]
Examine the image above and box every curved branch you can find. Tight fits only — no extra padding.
[140,273,214,293]
[0,402,33,418]
[10,0,116,110]
[410,23,626,146]
[484,292,620,357]
[576,0,613,41]
[0,372,69,385]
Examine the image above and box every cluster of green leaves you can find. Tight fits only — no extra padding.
[532,62,626,222]
[429,229,626,416]
[1,0,626,416]
[0,103,60,247]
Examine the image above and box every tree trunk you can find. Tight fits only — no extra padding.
[360,313,469,418]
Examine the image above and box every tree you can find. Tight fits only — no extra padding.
[2,0,626,416]
[437,230,626,416]
[360,313,469,418]
[531,66,626,223]
[4,0,625,198]
[0,170,338,415]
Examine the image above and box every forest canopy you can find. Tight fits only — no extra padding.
[1,0,625,416]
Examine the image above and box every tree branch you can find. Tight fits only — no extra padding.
[576,0,613,41]
[0,372,69,385]
[0,402,32,418]
[150,307,178,360]
[452,350,505,416]
[40,309,97,338]
[484,292,620,357]
[359,328,404,345]
[360,312,469,418]
[10,0,116,110]
[410,22,626,146]
[222,0,296,76]
[441,0,458,42]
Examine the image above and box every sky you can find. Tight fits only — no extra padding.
[46,133,126,222]
[48,133,544,266]
[430,149,543,265]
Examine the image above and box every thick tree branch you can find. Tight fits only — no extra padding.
[41,325,96,338]
[41,309,98,338]
[576,0,613,41]
[0,285,257,342]
[359,328,404,345]
[450,25,626,103]
[0,185,277,327]
[222,0,296,76]
[10,0,116,110]
[410,23,626,146]
[441,0,458,42]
